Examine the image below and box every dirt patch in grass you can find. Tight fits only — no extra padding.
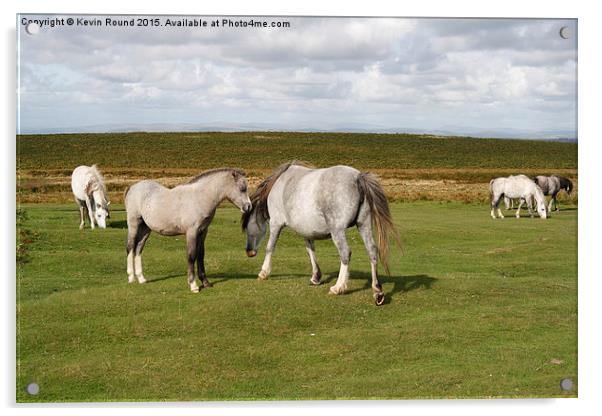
[17,167,578,204]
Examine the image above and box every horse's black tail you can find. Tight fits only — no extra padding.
[357,173,401,275]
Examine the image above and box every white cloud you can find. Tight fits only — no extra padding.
[17,16,577,137]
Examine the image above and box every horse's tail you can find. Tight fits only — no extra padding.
[489,179,496,203]
[357,172,401,275]
[123,185,131,204]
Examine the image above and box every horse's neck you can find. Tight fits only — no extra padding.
[91,189,106,204]
[532,187,545,205]
[188,174,229,205]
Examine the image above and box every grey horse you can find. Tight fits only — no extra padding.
[125,168,252,292]
[242,161,400,305]
[534,175,573,212]
[490,174,547,219]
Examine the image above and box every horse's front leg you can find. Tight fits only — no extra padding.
[515,198,524,218]
[196,228,212,288]
[526,197,534,218]
[329,229,351,295]
[186,230,200,292]
[258,223,283,280]
[305,239,322,285]
[85,196,95,229]
[551,192,559,211]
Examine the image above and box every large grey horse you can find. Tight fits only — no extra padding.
[242,161,400,305]
[534,175,573,212]
[490,174,547,219]
[125,168,252,292]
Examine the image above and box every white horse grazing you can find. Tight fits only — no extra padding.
[71,165,110,229]
[489,175,547,219]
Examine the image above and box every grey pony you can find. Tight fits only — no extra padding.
[242,161,400,305]
[534,175,573,212]
[125,168,252,292]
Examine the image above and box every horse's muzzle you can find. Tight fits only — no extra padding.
[242,202,252,213]
[246,249,257,257]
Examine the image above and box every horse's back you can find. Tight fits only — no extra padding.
[71,165,93,200]
[125,180,164,211]
[275,165,362,237]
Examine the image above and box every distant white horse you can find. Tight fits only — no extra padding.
[71,165,110,229]
[489,175,547,219]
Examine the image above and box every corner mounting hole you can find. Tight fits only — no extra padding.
[26,382,40,395]
[560,378,573,391]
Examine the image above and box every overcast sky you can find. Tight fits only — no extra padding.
[17,16,577,138]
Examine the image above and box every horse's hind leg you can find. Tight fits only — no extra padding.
[491,193,504,219]
[329,229,351,295]
[357,220,384,304]
[133,223,151,284]
[186,230,200,292]
[76,199,86,229]
[196,228,212,288]
[126,219,139,283]
[305,239,322,285]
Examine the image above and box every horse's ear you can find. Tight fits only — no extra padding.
[232,170,240,179]
[107,201,111,205]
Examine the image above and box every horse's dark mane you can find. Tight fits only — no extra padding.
[241,160,313,230]
[188,167,246,184]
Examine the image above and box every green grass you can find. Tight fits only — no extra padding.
[16,202,577,402]
[17,132,577,171]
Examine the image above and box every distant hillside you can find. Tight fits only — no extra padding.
[18,123,576,141]
[17,131,577,171]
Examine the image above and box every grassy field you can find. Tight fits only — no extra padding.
[16,202,577,401]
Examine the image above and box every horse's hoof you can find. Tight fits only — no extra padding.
[329,286,344,295]
[191,287,200,293]
[202,282,213,288]
[310,277,322,286]
[375,293,385,306]
[137,277,147,284]
[127,275,136,284]
[258,271,269,280]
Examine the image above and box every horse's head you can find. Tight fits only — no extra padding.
[242,207,267,257]
[91,190,110,228]
[226,170,252,214]
[565,179,574,195]
[537,203,548,219]
[94,200,110,228]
